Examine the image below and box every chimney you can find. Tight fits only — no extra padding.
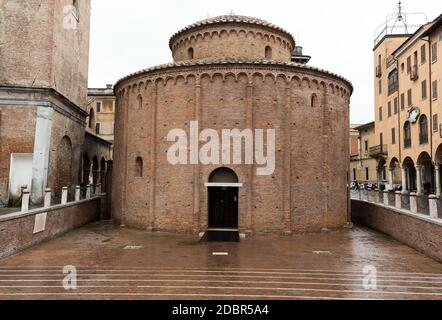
[291,46,311,64]
[106,84,113,89]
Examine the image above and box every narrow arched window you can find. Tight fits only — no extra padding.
[188,47,194,60]
[265,46,272,59]
[419,115,428,144]
[137,95,143,109]
[311,94,318,108]
[135,157,143,178]
[404,121,412,148]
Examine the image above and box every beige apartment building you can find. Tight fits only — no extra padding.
[373,13,442,196]
[350,122,378,183]
[87,85,116,157]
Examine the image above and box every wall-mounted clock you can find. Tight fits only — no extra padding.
[407,106,420,124]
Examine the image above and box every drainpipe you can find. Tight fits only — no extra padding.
[394,57,402,166]
[421,37,434,162]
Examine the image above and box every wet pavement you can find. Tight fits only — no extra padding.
[0,221,441,300]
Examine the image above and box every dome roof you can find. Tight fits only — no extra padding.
[169,14,295,49]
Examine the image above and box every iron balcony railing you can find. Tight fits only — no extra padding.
[388,82,398,96]
[404,138,412,148]
[369,145,388,158]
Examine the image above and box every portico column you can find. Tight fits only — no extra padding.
[401,167,408,194]
[388,168,394,191]
[31,107,54,204]
[434,164,441,198]
[416,165,423,196]
[377,168,382,189]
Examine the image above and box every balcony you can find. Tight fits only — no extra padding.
[369,145,388,158]
[404,138,412,149]
[376,65,382,78]
[410,65,419,81]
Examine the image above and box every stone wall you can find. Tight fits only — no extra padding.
[352,200,442,263]
[0,197,102,259]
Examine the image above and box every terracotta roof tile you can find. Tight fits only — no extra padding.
[169,15,295,49]
[115,58,353,92]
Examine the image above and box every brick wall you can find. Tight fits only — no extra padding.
[0,0,91,109]
[0,197,102,259]
[352,200,442,263]
[171,25,293,62]
[113,64,351,234]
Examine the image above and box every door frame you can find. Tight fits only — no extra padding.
[206,183,242,231]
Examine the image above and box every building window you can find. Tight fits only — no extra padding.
[379,107,383,121]
[96,101,101,113]
[366,168,369,181]
[401,62,405,73]
[265,46,272,59]
[394,97,398,114]
[392,127,396,145]
[401,93,405,110]
[404,122,412,148]
[432,80,438,100]
[421,44,426,64]
[88,109,95,129]
[95,123,100,135]
[422,80,427,99]
[188,47,194,60]
[432,42,438,63]
[407,89,412,106]
[407,56,411,74]
[353,169,356,181]
[364,140,369,153]
[388,101,392,117]
[433,114,439,132]
[137,94,143,109]
[135,157,143,178]
[380,133,383,146]
[388,69,398,95]
[378,79,382,95]
[311,94,318,108]
[419,115,429,144]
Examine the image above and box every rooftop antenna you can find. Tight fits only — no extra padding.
[373,0,428,46]
[391,1,408,34]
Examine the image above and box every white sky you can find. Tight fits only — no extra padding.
[88,0,441,124]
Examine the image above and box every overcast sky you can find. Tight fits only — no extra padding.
[88,0,441,124]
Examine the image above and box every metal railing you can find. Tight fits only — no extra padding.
[369,145,388,158]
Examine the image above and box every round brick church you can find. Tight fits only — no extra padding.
[112,15,352,235]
